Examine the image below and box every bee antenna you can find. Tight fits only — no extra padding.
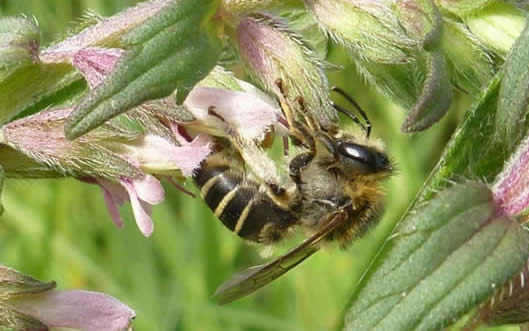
[332,102,368,136]
[331,87,372,138]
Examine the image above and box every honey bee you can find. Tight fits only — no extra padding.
[192,82,393,304]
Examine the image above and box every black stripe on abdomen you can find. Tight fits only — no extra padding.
[239,197,297,243]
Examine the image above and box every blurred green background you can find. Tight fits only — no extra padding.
[0,1,508,330]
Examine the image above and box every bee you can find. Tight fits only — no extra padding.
[192,82,393,304]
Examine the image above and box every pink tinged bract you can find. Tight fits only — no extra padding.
[493,134,529,217]
[39,0,174,63]
[73,47,125,88]
[7,290,135,331]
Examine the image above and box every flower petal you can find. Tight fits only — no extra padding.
[130,133,211,177]
[133,174,164,205]
[121,179,154,236]
[7,290,135,331]
[184,86,280,140]
[99,183,124,228]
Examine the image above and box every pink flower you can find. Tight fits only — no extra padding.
[97,174,164,237]
[0,265,135,331]
[8,290,135,331]
[0,107,211,236]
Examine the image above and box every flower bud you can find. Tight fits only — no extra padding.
[236,13,336,127]
[0,16,39,75]
[305,0,415,63]
[394,0,441,48]
[305,0,454,132]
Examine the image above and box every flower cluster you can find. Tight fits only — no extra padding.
[0,0,529,329]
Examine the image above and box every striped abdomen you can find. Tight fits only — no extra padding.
[193,165,297,244]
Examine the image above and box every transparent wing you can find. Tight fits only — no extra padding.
[215,211,347,304]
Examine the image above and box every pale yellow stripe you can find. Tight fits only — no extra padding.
[234,200,254,234]
[200,175,220,198]
[214,186,239,217]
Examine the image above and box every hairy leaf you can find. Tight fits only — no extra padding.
[344,183,529,331]
[65,0,222,139]
[496,18,529,149]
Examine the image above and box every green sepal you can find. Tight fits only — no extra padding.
[343,183,529,331]
[64,0,222,140]
[441,19,495,94]
[0,63,82,125]
[436,0,494,16]
[0,302,48,331]
[465,1,526,56]
[0,266,56,300]
[496,18,529,149]
[0,145,64,179]
[281,8,329,60]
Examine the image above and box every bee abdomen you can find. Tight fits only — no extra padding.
[193,166,297,244]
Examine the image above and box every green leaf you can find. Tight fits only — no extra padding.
[64,0,222,139]
[343,43,529,329]
[343,183,529,331]
[0,63,82,125]
[496,18,529,149]
[401,51,453,132]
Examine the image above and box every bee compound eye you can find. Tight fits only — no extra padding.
[337,142,372,165]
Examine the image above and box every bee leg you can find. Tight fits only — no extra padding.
[275,79,316,150]
[289,152,314,185]
[294,96,320,133]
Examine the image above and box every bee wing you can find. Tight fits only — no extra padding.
[215,211,347,304]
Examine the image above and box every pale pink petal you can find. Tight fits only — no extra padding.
[100,185,124,228]
[8,290,135,331]
[133,174,164,205]
[121,179,154,237]
[96,179,129,205]
[73,48,124,88]
[131,133,211,177]
[184,86,280,140]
